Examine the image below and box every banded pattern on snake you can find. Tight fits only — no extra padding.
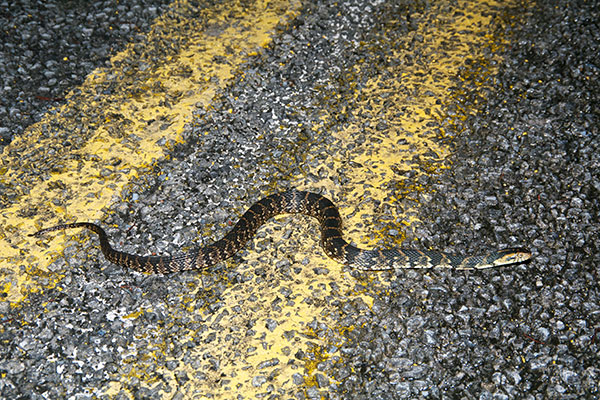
[31,190,532,273]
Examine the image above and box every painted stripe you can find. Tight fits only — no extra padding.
[0,0,301,304]
[289,0,516,388]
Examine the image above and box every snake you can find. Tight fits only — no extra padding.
[30,190,532,273]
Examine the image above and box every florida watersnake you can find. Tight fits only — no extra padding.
[31,190,531,273]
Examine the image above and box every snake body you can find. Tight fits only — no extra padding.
[31,190,531,273]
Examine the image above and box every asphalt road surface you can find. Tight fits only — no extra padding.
[1,0,598,399]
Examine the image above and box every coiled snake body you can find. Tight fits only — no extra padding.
[31,190,531,273]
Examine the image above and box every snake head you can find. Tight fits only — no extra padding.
[494,248,532,266]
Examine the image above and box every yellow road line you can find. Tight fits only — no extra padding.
[0,0,301,304]
[291,0,513,392]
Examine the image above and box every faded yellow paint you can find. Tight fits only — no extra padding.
[0,0,301,304]
[296,0,509,248]
[110,229,371,398]
[291,0,513,391]
[1,1,301,396]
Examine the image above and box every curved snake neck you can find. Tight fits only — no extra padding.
[31,190,532,273]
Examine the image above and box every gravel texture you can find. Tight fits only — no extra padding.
[329,1,600,398]
[0,0,172,147]
[1,0,599,399]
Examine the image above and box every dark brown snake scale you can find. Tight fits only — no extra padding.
[31,190,532,273]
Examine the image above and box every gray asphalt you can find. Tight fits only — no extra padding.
[0,0,172,147]
[1,0,598,399]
